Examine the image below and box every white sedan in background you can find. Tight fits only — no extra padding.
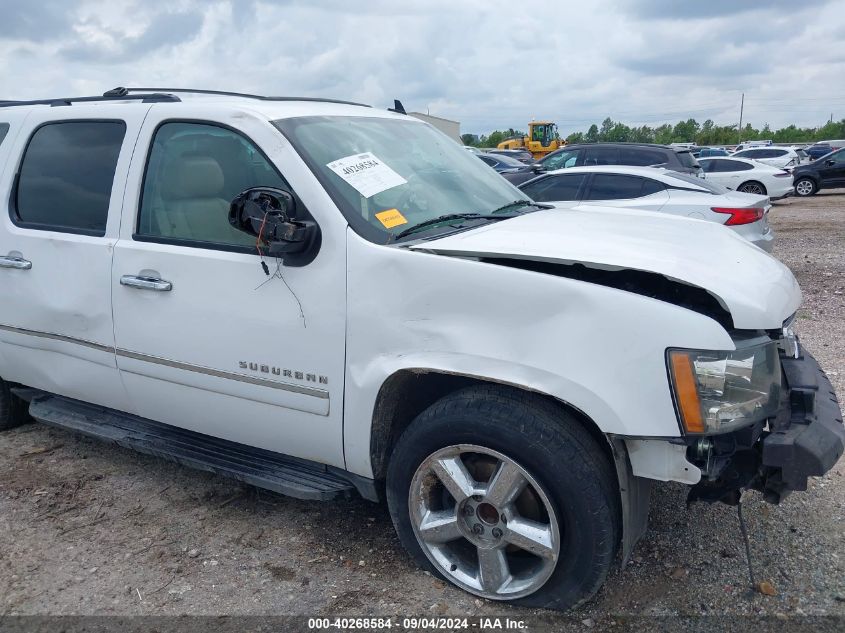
[731,146,808,169]
[698,156,794,198]
[518,165,774,251]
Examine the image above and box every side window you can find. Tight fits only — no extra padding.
[640,179,665,196]
[13,121,126,235]
[725,160,754,172]
[0,123,9,146]
[479,156,497,166]
[699,159,714,173]
[708,160,729,172]
[137,122,288,248]
[521,173,587,202]
[619,148,666,167]
[542,150,579,170]
[584,174,645,200]
[583,147,619,166]
[827,149,845,164]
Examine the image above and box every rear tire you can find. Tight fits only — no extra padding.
[386,385,619,611]
[738,181,767,195]
[794,177,817,197]
[0,378,30,431]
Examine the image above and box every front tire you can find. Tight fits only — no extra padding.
[794,177,817,197]
[386,385,619,610]
[0,377,30,431]
[738,181,767,195]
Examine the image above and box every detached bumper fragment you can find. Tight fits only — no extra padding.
[759,350,844,501]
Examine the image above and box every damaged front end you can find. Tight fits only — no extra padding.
[685,335,844,506]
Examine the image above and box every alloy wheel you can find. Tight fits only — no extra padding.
[408,444,560,600]
[739,183,765,195]
[795,179,815,196]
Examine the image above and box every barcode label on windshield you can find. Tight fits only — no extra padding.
[327,152,407,198]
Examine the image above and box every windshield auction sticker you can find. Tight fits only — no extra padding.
[327,152,407,198]
[375,208,408,228]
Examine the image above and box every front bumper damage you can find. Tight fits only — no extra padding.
[688,347,844,505]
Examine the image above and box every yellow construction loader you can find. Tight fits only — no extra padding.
[497,121,563,159]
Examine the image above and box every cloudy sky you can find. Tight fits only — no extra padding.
[2,0,845,136]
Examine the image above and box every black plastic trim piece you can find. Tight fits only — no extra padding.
[0,93,180,109]
[27,394,375,502]
[117,87,370,108]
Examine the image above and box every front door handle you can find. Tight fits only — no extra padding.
[120,275,172,292]
[0,255,32,270]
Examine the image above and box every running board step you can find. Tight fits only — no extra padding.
[28,396,356,501]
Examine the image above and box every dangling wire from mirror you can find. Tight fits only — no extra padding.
[254,210,306,328]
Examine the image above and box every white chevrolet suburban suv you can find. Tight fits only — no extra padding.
[0,88,842,610]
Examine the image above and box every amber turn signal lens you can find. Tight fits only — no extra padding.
[669,351,705,434]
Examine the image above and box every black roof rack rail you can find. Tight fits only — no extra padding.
[117,87,371,108]
[0,92,180,109]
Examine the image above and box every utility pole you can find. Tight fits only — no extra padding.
[737,92,744,145]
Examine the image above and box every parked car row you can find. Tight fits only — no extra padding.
[516,165,773,251]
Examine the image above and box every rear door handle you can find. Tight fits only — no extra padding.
[0,255,32,270]
[120,275,172,292]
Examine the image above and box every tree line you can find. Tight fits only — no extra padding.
[462,117,845,148]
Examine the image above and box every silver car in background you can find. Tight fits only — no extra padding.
[518,165,775,252]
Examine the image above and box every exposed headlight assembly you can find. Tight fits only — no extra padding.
[668,339,781,435]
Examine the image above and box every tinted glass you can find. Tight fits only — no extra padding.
[619,147,667,167]
[583,147,619,166]
[705,159,752,172]
[521,173,586,202]
[542,149,579,170]
[0,123,8,146]
[585,174,645,200]
[666,172,726,193]
[827,149,845,164]
[15,121,125,235]
[640,179,666,196]
[491,153,526,167]
[479,156,497,166]
[138,122,288,248]
[675,150,700,169]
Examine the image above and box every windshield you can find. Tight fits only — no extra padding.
[489,153,526,167]
[275,116,529,242]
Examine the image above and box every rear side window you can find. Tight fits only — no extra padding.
[583,147,619,166]
[0,123,8,146]
[13,121,126,235]
[711,159,753,172]
[584,174,647,200]
[675,151,700,169]
[542,149,580,170]
[521,173,587,202]
[640,179,666,196]
[619,148,667,167]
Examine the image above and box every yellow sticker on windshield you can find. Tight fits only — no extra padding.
[375,208,408,229]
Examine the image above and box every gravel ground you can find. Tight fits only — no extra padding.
[1,191,843,625]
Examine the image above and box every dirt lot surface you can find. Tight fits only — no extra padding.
[1,190,844,625]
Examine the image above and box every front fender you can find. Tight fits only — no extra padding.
[343,230,735,477]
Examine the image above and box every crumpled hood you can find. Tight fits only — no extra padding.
[411,207,801,330]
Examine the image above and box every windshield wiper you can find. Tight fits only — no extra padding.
[393,213,505,240]
[490,199,537,214]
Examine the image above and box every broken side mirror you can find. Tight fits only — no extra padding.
[229,187,320,264]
